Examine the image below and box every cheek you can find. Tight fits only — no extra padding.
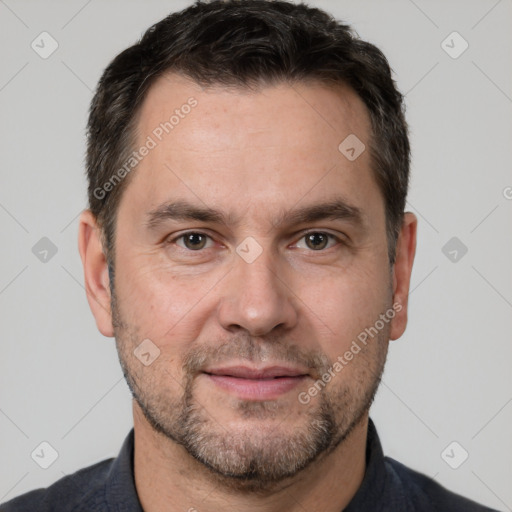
[296,264,391,358]
[115,256,223,350]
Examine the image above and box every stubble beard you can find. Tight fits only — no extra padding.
[111,288,389,493]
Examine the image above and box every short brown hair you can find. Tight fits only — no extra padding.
[86,0,410,267]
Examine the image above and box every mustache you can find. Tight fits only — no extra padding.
[182,334,332,379]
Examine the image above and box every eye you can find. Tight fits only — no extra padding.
[294,232,341,251]
[174,232,214,251]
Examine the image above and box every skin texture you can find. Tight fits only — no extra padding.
[79,74,417,512]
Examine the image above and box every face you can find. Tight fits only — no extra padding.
[99,74,405,489]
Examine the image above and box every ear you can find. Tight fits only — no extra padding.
[78,210,114,337]
[389,212,417,341]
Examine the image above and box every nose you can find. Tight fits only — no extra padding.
[216,246,299,337]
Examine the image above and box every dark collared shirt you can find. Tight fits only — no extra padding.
[0,419,498,511]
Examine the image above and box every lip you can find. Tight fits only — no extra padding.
[204,365,309,379]
[202,365,309,400]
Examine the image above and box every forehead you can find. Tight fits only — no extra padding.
[137,73,371,146]
[119,72,381,228]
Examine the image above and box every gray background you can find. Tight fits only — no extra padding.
[1,0,511,509]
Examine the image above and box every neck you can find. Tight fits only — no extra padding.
[133,401,368,512]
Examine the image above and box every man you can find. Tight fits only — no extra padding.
[1,1,499,510]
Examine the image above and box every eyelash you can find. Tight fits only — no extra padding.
[168,230,344,253]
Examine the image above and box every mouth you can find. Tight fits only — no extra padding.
[202,365,309,400]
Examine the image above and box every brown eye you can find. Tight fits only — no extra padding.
[304,232,329,250]
[180,232,209,250]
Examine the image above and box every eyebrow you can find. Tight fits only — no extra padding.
[145,197,365,231]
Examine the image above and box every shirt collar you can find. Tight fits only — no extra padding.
[104,428,143,512]
[104,418,392,512]
[344,418,389,511]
